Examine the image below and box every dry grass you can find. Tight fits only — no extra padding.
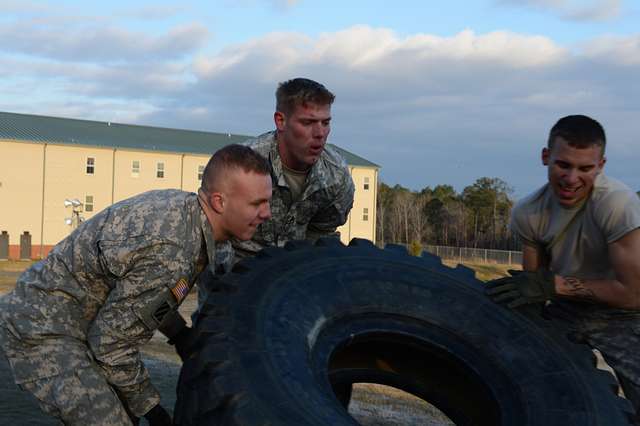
[349,383,454,426]
[0,261,33,294]
[0,260,34,272]
[443,261,520,282]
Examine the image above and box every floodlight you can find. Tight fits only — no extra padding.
[64,199,73,207]
[64,218,73,225]
[71,199,82,207]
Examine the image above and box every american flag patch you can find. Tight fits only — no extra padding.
[171,278,190,303]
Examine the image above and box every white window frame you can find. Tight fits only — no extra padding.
[156,162,165,179]
[85,195,94,212]
[86,157,95,175]
[363,207,369,222]
[364,177,370,191]
[132,160,140,177]
[198,165,205,181]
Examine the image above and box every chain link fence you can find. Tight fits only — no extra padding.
[424,245,522,265]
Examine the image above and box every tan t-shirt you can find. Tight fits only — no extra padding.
[511,174,640,280]
[282,163,309,202]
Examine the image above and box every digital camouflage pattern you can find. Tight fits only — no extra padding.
[234,131,355,258]
[545,300,640,413]
[19,359,133,425]
[0,189,219,421]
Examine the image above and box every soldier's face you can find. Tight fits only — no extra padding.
[221,169,272,241]
[275,101,331,171]
[543,137,605,208]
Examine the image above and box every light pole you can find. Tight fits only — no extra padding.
[64,198,84,231]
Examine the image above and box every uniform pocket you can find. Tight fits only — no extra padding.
[97,236,167,278]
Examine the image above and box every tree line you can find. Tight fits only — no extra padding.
[376,177,519,251]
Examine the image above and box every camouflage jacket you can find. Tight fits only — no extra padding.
[233,131,355,256]
[0,190,220,416]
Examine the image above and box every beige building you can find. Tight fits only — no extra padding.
[0,111,379,260]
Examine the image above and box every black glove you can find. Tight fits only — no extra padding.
[158,310,197,362]
[143,404,172,426]
[168,325,198,362]
[485,269,556,308]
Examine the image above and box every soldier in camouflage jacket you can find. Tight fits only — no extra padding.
[232,78,355,259]
[0,145,271,426]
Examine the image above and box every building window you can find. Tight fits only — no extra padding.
[363,208,369,221]
[364,177,370,190]
[132,160,140,177]
[85,195,94,212]
[86,157,95,174]
[198,165,205,181]
[157,162,165,178]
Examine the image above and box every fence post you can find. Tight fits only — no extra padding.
[508,250,512,265]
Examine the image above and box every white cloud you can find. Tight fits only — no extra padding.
[582,34,640,65]
[182,26,640,194]
[1,24,639,194]
[499,0,622,21]
[118,4,186,20]
[0,19,208,62]
[222,0,301,11]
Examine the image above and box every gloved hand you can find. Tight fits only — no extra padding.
[485,269,556,308]
[143,404,172,426]
[168,324,198,362]
[158,310,197,362]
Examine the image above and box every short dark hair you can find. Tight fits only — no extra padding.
[201,144,270,193]
[275,78,335,115]
[548,115,606,154]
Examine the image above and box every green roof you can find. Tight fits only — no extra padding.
[0,111,379,168]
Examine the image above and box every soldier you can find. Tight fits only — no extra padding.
[485,115,640,421]
[0,144,272,426]
[195,78,355,318]
[233,77,355,259]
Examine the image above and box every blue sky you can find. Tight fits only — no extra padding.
[1,0,639,198]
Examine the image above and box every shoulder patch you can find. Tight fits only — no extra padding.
[171,278,190,303]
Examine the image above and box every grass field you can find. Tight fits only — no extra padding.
[443,260,519,281]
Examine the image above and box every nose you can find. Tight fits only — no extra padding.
[564,168,579,184]
[312,122,326,138]
[261,203,272,221]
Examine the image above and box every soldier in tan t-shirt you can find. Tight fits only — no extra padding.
[486,115,640,420]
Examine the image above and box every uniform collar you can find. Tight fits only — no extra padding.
[267,131,330,197]
[195,200,217,267]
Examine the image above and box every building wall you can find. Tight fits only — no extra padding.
[43,144,115,246]
[337,167,378,244]
[113,150,183,203]
[0,140,45,257]
[182,155,209,193]
[0,139,377,259]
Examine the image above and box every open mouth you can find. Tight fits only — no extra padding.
[557,184,582,199]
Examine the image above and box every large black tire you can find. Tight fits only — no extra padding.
[174,238,634,425]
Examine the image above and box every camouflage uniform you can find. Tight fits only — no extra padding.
[0,189,220,425]
[196,131,354,323]
[235,130,355,257]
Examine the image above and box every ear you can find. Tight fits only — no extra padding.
[597,156,606,173]
[210,192,225,214]
[541,147,550,166]
[274,111,286,132]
